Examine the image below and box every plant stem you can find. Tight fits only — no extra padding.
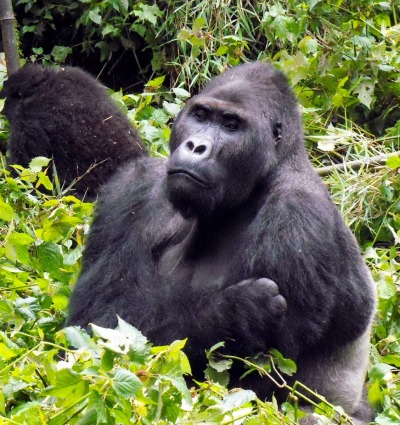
[317,151,400,176]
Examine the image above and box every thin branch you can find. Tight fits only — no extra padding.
[316,151,400,176]
[0,0,20,75]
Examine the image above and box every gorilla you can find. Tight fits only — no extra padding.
[68,62,376,423]
[0,64,147,199]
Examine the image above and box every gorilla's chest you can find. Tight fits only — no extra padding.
[157,219,250,292]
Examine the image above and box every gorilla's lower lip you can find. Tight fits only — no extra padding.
[167,169,208,186]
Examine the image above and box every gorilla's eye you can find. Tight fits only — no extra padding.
[273,122,282,142]
[224,120,240,131]
[193,109,207,122]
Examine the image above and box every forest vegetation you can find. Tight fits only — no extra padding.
[0,1,399,423]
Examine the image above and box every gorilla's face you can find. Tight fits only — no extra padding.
[166,77,283,220]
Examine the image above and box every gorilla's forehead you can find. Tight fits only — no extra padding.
[189,95,253,120]
[201,77,283,115]
[199,79,267,113]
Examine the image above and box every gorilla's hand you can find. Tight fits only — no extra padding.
[206,278,287,354]
[225,277,287,318]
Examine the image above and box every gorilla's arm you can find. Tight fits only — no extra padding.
[249,186,375,358]
[68,157,189,328]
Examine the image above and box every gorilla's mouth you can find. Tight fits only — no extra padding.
[167,169,208,186]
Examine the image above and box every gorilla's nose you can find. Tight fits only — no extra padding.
[178,136,213,161]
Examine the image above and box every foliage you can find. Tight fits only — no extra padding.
[112,75,190,157]
[14,1,400,133]
[15,0,162,57]
[1,0,400,423]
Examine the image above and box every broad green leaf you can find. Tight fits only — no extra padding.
[208,356,232,372]
[221,390,256,412]
[88,8,102,25]
[5,232,34,264]
[51,45,72,63]
[37,171,53,191]
[146,75,165,88]
[8,401,46,425]
[172,87,191,99]
[0,199,14,221]
[386,155,400,169]
[368,379,383,407]
[193,17,206,33]
[269,348,297,376]
[43,369,88,402]
[116,316,148,351]
[29,156,51,172]
[354,80,375,109]
[133,4,162,25]
[112,368,143,398]
[307,0,322,11]
[177,29,191,42]
[369,363,393,381]
[63,326,94,351]
[163,101,181,117]
[205,366,230,387]
[216,45,229,56]
[0,342,18,360]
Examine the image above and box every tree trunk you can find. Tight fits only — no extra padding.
[0,0,20,75]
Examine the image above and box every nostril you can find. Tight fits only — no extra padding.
[186,141,195,150]
[194,145,207,154]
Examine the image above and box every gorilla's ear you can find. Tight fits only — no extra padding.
[273,122,282,144]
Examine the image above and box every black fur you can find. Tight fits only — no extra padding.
[68,62,375,422]
[1,64,147,199]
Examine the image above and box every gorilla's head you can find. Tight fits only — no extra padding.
[166,62,303,220]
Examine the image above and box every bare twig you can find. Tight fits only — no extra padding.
[0,0,20,75]
[317,151,400,176]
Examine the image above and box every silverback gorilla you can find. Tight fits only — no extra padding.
[1,64,147,199]
[68,62,376,423]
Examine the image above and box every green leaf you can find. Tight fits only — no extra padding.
[112,0,128,13]
[5,232,34,265]
[0,342,18,360]
[75,408,97,425]
[216,45,229,56]
[88,8,102,25]
[369,363,393,381]
[51,46,72,63]
[146,75,165,88]
[133,4,163,25]
[177,29,191,42]
[193,17,206,33]
[221,390,256,412]
[307,0,322,11]
[64,326,93,350]
[163,101,181,117]
[368,379,383,407]
[172,87,191,99]
[35,242,66,281]
[386,155,400,169]
[29,157,51,172]
[116,316,148,351]
[37,171,53,190]
[112,368,143,398]
[205,366,230,387]
[269,348,297,376]
[8,402,46,425]
[351,35,372,50]
[354,80,375,109]
[0,199,14,221]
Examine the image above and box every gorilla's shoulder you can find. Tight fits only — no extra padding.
[98,157,166,207]
[91,156,181,240]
